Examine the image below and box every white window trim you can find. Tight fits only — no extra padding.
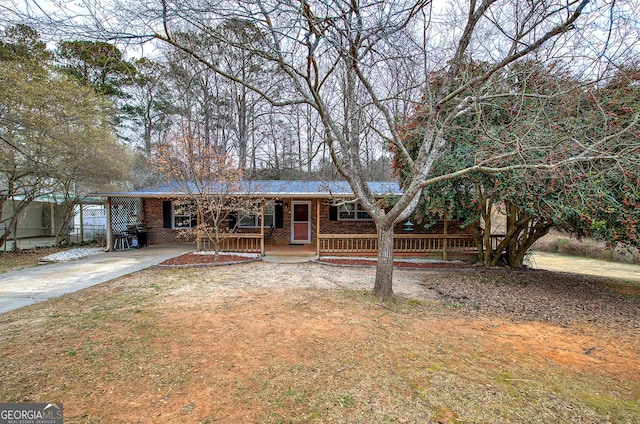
[172,201,195,229]
[238,204,276,228]
[337,202,372,221]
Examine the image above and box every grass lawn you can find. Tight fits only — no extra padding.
[0,263,638,423]
[0,247,63,273]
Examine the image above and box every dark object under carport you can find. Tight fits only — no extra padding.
[127,223,149,248]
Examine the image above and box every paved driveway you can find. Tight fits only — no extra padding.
[0,244,192,314]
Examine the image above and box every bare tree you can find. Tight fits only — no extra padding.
[155,123,260,258]
[130,57,175,158]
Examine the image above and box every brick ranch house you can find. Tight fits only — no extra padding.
[96,180,492,259]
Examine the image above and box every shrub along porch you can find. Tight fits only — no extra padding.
[96,180,501,259]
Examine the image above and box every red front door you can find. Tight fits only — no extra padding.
[291,202,310,243]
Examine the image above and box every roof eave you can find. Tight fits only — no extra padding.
[96,192,401,199]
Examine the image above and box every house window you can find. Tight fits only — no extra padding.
[338,202,372,221]
[239,204,275,228]
[173,201,196,229]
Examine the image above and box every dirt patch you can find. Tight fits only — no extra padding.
[317,257,478,269]
[161,254,477,270]
[424,270,640,329]
[160,253,259,266]
[593,280,640,297]
[0,263,639,423]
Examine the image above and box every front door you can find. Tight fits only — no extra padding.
[291,202,311,244]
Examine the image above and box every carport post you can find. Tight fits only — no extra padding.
[105,197,113,252]
[316,199,321,256]
[79,202,84,244]
[260,201,265,256]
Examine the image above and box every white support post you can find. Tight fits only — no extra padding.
[316,199,321,256]
[105,198,113,252]
[79,202,84,244]
[50,202,55,237]
[260,201,265,256]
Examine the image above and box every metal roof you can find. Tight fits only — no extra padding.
[93,180,402,199]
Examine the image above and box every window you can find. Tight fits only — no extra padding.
[338,202,371,221]
[239,204,275,228]
[173,201,196,229]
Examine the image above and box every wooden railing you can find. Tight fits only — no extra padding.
[196,232,507,258]
[319,234,378,253]
[319,234,478,255]
[197,233,263,253]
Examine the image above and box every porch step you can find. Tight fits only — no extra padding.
[262,245,318,263]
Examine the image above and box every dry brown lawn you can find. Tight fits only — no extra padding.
[0,247,66,273]
[0,261,638,423]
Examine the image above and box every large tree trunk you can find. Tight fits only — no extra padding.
[373,224,395,301]
[470,223,485,263]
[0,225,12,251]
[506,220,553,268]
[10,200,20,251]
[0,198,10,248]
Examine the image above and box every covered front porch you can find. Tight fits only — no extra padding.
[100,181,503,259]
[196,196,503,260]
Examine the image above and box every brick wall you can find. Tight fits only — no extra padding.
[141,197,470,246]
[239,199,323,245]
[143,198,193,245]
[318,201,377,234]
[317,201,469,235]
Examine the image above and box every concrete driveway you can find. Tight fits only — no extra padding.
[0,244,192,314]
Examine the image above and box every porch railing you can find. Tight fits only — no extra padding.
[319,234,476,254]
[195,232,506,258]
[197,233,262,253]
[319,234,506,257]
